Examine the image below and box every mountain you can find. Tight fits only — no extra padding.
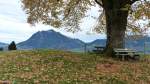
[87,36,150,53]
[86,39,106,51]
[17,29,150,53]
[125,36,150,53]
[0,42,8,47]
[88,39,106,46]
[17,30,85,51]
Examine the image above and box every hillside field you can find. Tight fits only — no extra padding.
[0,49,150,84]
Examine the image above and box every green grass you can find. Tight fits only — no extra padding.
[0,49,150,84]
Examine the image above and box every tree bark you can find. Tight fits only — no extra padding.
[102,0,129,56]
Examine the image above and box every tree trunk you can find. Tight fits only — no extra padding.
[103,5,129,56]
[96,0,134,56]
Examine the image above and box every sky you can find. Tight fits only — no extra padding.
[0,0,105,44]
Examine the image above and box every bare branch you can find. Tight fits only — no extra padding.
[95,0,103,7]
[130,0,140,4]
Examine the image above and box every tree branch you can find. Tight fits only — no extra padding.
[95,0,103,7]
[130,0,139,4]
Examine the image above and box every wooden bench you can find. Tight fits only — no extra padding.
[114,48,140,61]
[92,46,105,54]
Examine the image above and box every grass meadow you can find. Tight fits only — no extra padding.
[0,49,150,84]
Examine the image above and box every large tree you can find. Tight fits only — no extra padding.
[22,0,150,55]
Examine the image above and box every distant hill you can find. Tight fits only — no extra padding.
[0,42,8,47]
[86,39,106,51]
[88,39,106,46]
[17,30,150,53]
[17,30,85,51]
[125,36,150,53]
[87,36,150,53]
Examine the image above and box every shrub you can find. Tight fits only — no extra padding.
[0,47,3,51]
[8,41,17,50]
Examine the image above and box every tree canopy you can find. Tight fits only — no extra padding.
[22,0,149,34]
